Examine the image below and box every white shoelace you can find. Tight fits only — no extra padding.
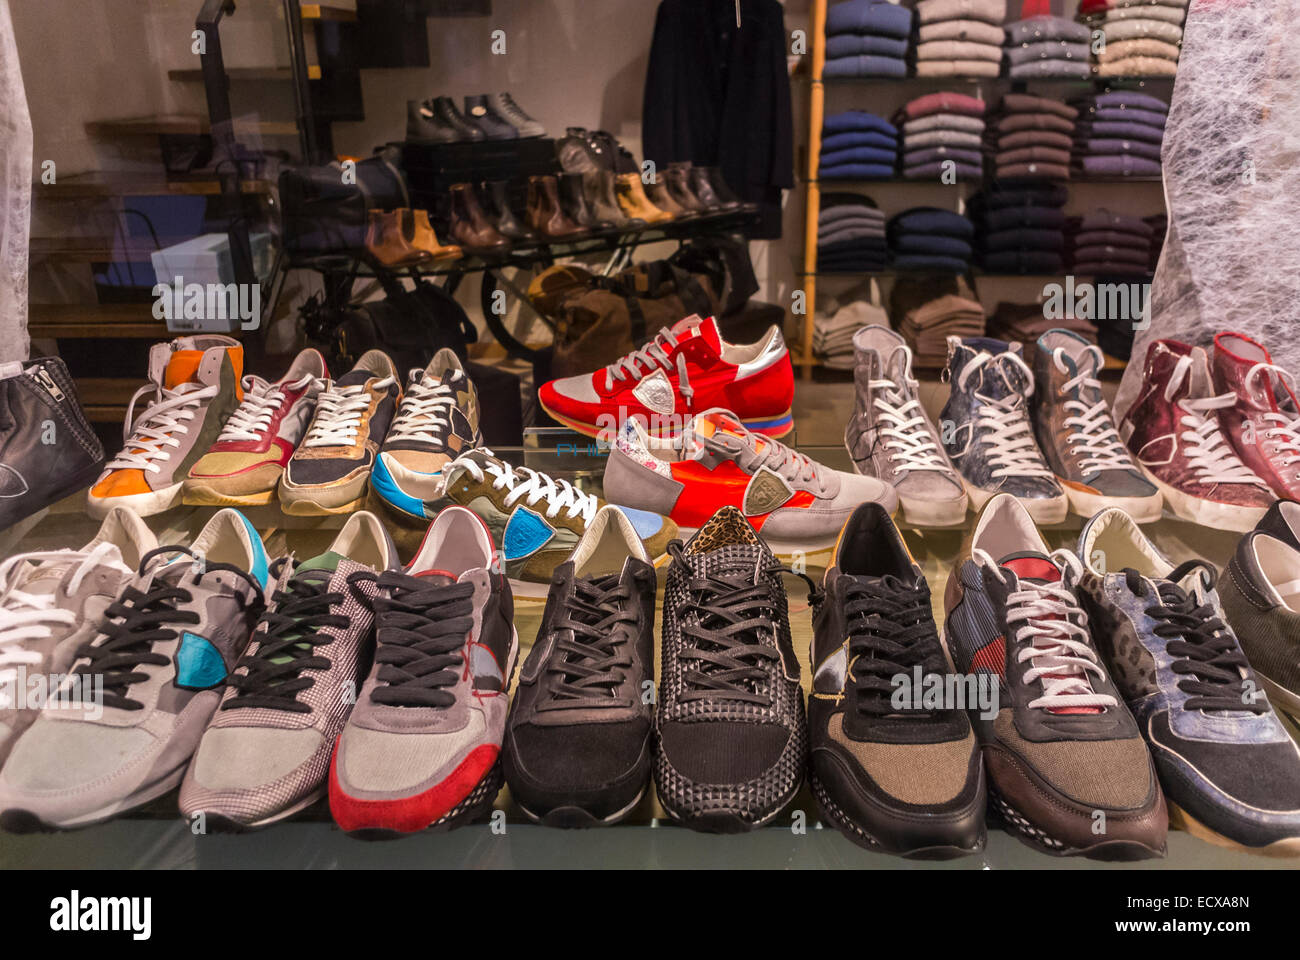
[1244,362,1300,473]
[699,420,822,487]
[302,377,396,449]
[106,381,219,473]
[869,345,953,475]
[0,544,127,707]
[974,548,1117,712]
[218,374,320,443]
[455,455,597,524]
[957,352,1052,480]
[1165,356,1265,486]
[388,376,457,446]
[603,327,693,401]
[1052,347,1135,475]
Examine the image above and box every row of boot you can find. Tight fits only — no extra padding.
[365,208,462,267]
[406,92,546,143]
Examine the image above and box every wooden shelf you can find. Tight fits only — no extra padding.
[300,4,357,21]
[29,304,173,339]
[30,237,189,263]
[167,65,321,82]
[75,377,148,423]
[35,174,272,198]
[85,115,298,138]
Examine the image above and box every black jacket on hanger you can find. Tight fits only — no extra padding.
[642,0,794,239]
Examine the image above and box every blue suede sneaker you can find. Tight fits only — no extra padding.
[1079,507,1300,856]
[940,336,1067,525]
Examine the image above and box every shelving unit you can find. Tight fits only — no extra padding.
[795,0,1177,373]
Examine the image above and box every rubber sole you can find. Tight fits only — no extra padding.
[0,763,189,833]
[539,400,794,441]
[964,482,1069,525]
[343,763,504,841]
[515,783,648,829]
[1167,801,1300,858]
[182,484,278,508]
[810,772,985,860]
[278,493,368,516]
[989,786,1166,861]
[1058,480,1164,524]
[1137,465,1268,532]
[198,787,327,833]
[86,481,184,519]
[1258,674,1300,721]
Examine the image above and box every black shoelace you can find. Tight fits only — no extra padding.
[670,541,814,706]
[1123,560,1267,715]
[223,558,348,713]
[71,546,261,711]
[542,573,637,707]
[349,569,475,709]
[842,575,945,718]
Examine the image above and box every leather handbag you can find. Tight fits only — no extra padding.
[279,149,410,257]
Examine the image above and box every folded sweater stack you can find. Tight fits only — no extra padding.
[888,206,975,274]
[913,0,1006,78]
[1079,0,1187,76]
[824,0,915,79]
[970,177,1069,274]
[986,301,1095,344]
[817,193,889,273]
[1004,0,1092,80]
[1145,212,1167,272]
[814,293,889,369]
[1070,90,1167,178]
[891,276,985,365]
[988,92,1077,180]
[897,91,986,181]
[1067,209,1154,276]
[819,110,899,180]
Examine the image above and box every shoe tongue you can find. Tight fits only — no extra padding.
[297,550,345,574]
[694,542,766,583]
[669,314,722,353]
[688,410,758,458]
[413,568,457,587]
[336,368,374,388]
[149,341,208,390]
[998,550,1060,585]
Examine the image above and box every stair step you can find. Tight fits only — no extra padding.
[300,4,358,22]
[167,65,321,82]
[30,236,189,263]
[35,173,272,198]
[75,377,148,423]
[85,115,298,138]
[29,304,175,339]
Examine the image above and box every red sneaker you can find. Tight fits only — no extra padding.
[1211,332,1300,501]
[1119,339,1273,531]
[538,315,794,440]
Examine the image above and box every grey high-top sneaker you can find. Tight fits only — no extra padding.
[940,336,1067,525]
[846,325,967,526]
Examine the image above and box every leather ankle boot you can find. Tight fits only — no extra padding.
[526,175,587,240]
[616,173,672,225]
[703,167,748,210]
[689,165,740,211]
[410,209,463,261]
[587,169,642,230]
[483,180,537,243]
[665,164,708,216]
[645,175,689,220]
[366,209,430,267]
[559,173,614,232]
[448,182,509,254]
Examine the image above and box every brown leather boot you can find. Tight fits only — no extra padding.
[559,173,615,232]
[366,209,431,267]
[666,164,708,215]
[526,175,587,240]
[615,172,672,225]
[410,209,463,261]
[448,182,509,255]
[645,175,689,219]
[588,168,643,231]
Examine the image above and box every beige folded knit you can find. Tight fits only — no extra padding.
[917,0,1006,26]
[918,19,1006,44]
[999,93,1080,121]
[1096,55,1178,75]
[1098,37,1181,61]
[915,59,1002,77]
[916,39,1004,62]
[1083,3,1186,23]
[1102,18,1183,43]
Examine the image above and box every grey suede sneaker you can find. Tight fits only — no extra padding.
[0,508,156,769]
[0,508,268,831]
[178,511,400,831]
[846,325,967,527]
[940,337,1068,525]
[1032,330,1162,522]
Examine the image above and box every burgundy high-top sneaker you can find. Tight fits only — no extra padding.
[1212,332,1300,501]
[1119,339,1273,531]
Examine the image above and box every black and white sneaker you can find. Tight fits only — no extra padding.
[654,505,807,832]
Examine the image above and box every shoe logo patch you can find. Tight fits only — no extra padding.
[175,632,228,689]
[743,467,794,516]
[812,641,848,696]
[0,464,28,499]
[969,635,1006,679]
[470,642,505,693]
[503,505,555,561]
[631,370,676,416]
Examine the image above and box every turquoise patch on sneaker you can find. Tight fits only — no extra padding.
[370,455,433,520]
[621,507,665,539]
[175,632,227,689]
[503,506,555,560]
[233,510,269,592]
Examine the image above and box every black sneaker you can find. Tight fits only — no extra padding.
[654,505,807,832]
[809,503,986,858]
[503,506,656,827]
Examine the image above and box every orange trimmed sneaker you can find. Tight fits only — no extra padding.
[183,349,328,507]
[538,315,795,440]
[603,408,897,556]
[88,335,243,518]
